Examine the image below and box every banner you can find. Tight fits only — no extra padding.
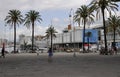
[83,29,98,43]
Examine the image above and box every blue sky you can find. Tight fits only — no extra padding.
[0,0,120,41]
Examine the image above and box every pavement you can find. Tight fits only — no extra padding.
[0,52,120,77]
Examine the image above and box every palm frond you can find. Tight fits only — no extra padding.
[24,10,42,28]
[74,5,94,26]
[89,0,118,20]
[107,15,120,33]
[5,9,23,27]
[45,26,58,39]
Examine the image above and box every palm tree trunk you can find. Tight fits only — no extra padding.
[102,9,108,55]
[83,19,86,52]
[113,28,116,47]
[14,22,16,53]
[32,22,34,51]
[51,28,53,53]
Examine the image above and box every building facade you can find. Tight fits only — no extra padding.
[100,30,120,48]
[19,34,48,48]
[53,29,98,49]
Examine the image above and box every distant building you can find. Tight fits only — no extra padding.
[0,39,8,47]
[35,35,48,48]
[53,26,98,49]
[19,34,32,45]
[35,35,44,41]
[93,24,120,48]
[52,23,120,50]
[19,34,48,48]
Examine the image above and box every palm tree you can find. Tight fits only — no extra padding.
[24,10,42,51]
[107,15,120,47]
[45,26,57,52]
[5,9,23,53]
[74,5,94,52]
[89,0,118,54]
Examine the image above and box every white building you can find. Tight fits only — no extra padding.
[100,29,120,47]
[19,34,32,45]
[0,38,8,47]
[53,28,98,49]
[19,34,48,48]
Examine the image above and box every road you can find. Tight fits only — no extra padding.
[0,52,120,77]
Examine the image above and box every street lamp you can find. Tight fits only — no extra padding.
[69,8,76,57]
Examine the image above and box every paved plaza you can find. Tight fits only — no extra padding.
[0,52,120,77]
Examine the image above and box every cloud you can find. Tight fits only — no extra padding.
[0,0,92,19]
[34,25,48,36]
[52,18,60,24]
[19,0,92,10]
[1,0,120,42]
[16,25,49,40]
[3,25,49,41]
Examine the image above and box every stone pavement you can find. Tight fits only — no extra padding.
[0,52,120,77]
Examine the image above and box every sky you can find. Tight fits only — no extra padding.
[0,0,120,41]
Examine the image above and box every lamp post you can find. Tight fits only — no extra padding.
[69,8,76,57]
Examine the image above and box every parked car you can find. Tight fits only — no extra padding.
[66,48,73,53]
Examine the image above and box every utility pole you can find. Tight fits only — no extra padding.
[69,8,76,57]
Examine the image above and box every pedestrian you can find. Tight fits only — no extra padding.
[48,48,53,57]
[108,45,112,55]
[48,48,53,62]
[1,46,5,58]
[114,46,117,55]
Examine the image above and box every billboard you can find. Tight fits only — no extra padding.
[83,29,98,43]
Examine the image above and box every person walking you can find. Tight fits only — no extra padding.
[1,43,5,58]
[114,46,117,55]
[48,48,53,62]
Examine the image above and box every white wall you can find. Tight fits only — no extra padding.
[72,30,82,43]
[63,32,71,43]
[53,29,83,44]
[53,34,63,44]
